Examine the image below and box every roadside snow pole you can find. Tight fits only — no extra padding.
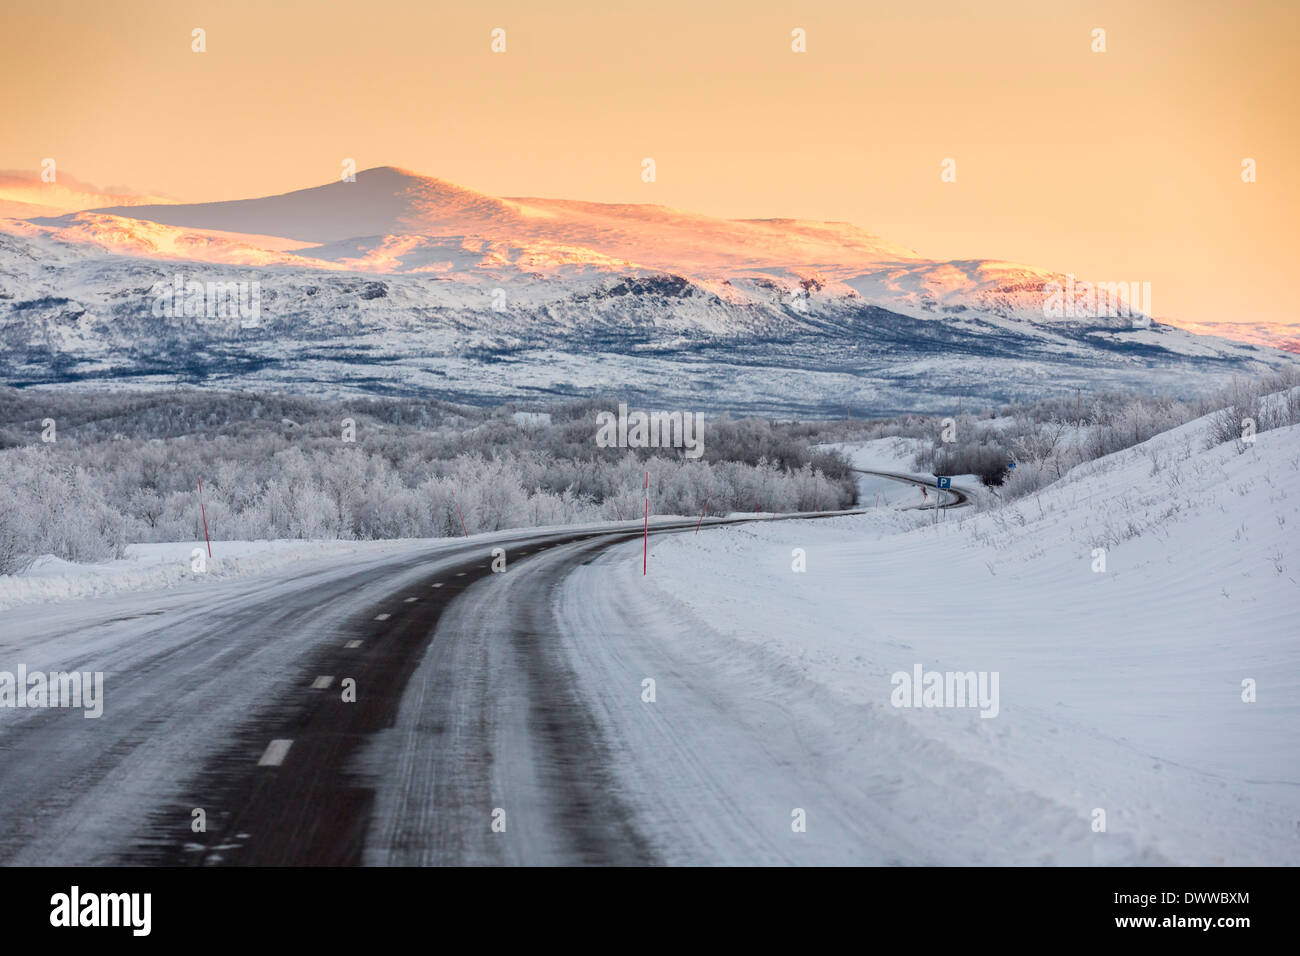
[452,490,469,537]
[198,478,212,558]
[643,471,649,575]
[695,494,711,534]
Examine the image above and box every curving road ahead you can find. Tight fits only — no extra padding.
[853,468,970,509]
[0,474,976,866]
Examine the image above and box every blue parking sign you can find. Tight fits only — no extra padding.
[937,477,951,489]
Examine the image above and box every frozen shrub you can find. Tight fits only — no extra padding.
[0,450,126,566]
[0,485,37,574]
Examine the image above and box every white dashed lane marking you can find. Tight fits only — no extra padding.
[374,613,391,621]
[311,676,335,689]
[258,739,293,766]
[404,597,417,603]
[345,640,362,649]
[455,572,467,577]
[431,583,444,588]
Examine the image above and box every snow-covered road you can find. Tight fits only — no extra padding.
[0,538,454,864]
[0,511,884,865]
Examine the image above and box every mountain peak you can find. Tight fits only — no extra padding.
[72,165,520,244]
[351,165,473,194]
[355,164,433,182]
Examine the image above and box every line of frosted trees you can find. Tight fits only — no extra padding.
[0,434,851,574]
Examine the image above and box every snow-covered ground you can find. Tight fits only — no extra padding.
[827,436,927,473]
[574,413,1300,864]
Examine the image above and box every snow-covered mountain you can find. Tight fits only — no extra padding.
[1,166,1294,413]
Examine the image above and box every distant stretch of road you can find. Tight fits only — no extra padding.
[853,468,970,509]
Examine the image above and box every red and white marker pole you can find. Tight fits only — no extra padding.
[642,471,649,575]
[695,494,711,534]
[197,478,212,558]
[452,490,469,537]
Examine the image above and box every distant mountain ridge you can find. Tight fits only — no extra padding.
[27,165,923,277]
[7,166,1136,328]
[0,166,1295,413]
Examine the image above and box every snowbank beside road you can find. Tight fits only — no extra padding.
[584,414,1300,864]
[0,539,428,612]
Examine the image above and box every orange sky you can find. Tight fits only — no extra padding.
[3,0,1296,327]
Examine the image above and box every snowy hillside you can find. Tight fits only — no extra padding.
[572,409,1300,864]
